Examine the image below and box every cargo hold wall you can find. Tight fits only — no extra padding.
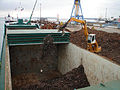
[58,43,120,85]
[9,44,58,76]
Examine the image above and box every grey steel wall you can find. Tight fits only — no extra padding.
[58,43,120,85]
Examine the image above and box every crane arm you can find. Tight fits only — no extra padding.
[59,17,88,40]
[26,0,37,24]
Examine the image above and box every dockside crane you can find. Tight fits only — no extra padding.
[71,0,84,20]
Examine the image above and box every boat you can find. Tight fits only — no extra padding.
[5,14,16,23]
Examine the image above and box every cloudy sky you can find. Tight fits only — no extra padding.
[0,0,120,19]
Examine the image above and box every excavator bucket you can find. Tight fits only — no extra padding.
[95,46,101,53]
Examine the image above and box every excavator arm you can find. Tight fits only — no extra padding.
[59,17,101,53]
[59,17,88,40]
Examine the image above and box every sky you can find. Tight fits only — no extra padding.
[0,0,120,19]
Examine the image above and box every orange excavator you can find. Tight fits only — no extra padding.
[59,17,101,53]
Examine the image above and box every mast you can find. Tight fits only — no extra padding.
[40,3,41,24]
[105,8,107,20]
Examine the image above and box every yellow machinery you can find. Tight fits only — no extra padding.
[59,17,101,53]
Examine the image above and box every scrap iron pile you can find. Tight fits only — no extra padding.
[70,28,120,64]
[31,20,58,29]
